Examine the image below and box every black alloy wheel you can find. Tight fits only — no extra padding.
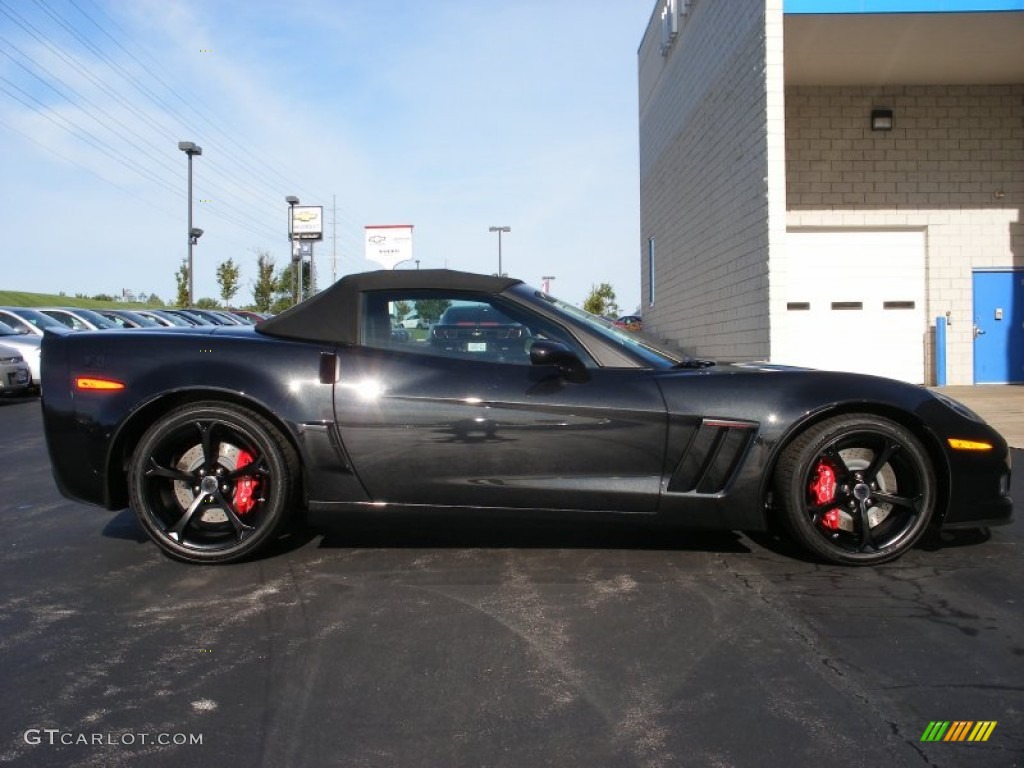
[129,402,298,564]
[774,414,936,565]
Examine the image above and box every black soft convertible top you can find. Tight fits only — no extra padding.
[257,269,523,345]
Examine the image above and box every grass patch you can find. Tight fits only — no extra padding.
[0,290,160,310]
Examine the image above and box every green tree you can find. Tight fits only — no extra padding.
[195,297,220,309]
[414,298,451,324]
[174,259,189,307]
[252,250,276,313]
[582,282,619,318]
[271,262,312,312]
[216,257,241,307]
[147,293,164,306]
[393,300,412,321]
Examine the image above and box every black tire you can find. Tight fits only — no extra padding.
[128,402,299,564]
[774,414,936,565]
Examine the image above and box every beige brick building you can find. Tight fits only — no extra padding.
[638,0,1024,385]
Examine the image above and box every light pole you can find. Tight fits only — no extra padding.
[542,275,556,294]
[178,141,202,304]
[488,226,511,276]
[286,196,300,303]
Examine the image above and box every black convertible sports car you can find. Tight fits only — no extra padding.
[41,269,1011,565]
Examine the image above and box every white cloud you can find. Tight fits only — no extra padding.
[1,0,652,310]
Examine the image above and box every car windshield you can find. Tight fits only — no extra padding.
[512,285,686,369]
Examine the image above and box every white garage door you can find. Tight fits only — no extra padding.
[775,230,926,384]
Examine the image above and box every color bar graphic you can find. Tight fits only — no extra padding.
[920,721,997,742]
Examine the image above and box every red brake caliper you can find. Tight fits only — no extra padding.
[233,450,259,515]
[809,460,842,531]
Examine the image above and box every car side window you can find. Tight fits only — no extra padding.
[0,313,30,333]
[361,291,592,366]
[42,311,79,330]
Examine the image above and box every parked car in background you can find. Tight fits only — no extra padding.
[229,310,270,324]
[95,309,165,329]
[38,307,120,331]
[390,323,411,342]
[175,308,241,326]
[203,309,248,326]
[135,310,194,327]
[0,343,31,396]
[164,309,216,326]
[429,302,528,360]
[400,313,428,329]
[0,319,41,387]
[182,309,230,325]
[0,307,69,336]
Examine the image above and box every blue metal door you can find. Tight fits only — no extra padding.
[973,270,1024,384]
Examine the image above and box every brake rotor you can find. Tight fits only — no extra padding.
[172,443,243,524]
[832,447,897,532]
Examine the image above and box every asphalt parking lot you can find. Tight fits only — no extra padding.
[1,396,1021,768]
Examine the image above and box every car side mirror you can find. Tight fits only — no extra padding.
[529,340,588,382]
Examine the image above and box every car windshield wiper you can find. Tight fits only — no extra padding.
[673,357,716,369]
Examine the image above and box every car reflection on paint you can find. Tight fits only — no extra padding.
[615,315,643,333]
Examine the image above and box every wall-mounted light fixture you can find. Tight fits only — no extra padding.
[870,109,893,132]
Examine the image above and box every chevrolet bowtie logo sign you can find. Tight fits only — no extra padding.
[295,211,317,222]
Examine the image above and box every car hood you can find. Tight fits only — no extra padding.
[0,334,41,352]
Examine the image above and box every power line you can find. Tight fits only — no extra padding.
[4,0,367,263]
[64,0,356,222]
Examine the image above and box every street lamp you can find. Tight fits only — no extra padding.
[286,196,300,303]
[488,226,511,276]
[178,141,202,305]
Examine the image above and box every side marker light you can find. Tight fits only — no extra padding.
[75,377,126,391]
[947,438,992,451]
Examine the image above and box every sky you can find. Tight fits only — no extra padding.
[0,0,655,312]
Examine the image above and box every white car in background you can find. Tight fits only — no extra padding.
[400,313,429,329]
[0,307,69,336]
[37,307,120,331]
[0,343,31,396]
[0,320,41,389]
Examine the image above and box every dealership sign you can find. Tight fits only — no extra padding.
[364,224,414,270]
[291,206,323,240]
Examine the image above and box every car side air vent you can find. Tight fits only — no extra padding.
[667,419,757,495]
